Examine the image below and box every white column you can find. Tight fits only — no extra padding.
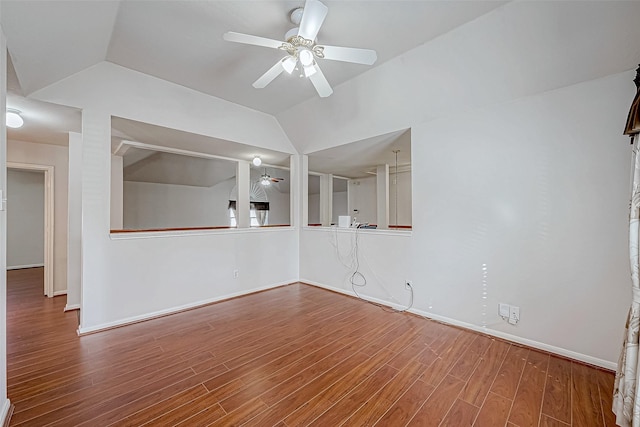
[110,155,123,230]
[320,173,333,226]
[376,164,389,229]
[79,109,112,330]
[290,154,308,228]
[236,160,250,228]
[66,132,82,311]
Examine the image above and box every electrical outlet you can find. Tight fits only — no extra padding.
[233,269,239,279]
[509,305,520,325]
[405,281,412,290]
[498,303,510,319]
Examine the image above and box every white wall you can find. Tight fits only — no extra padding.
[264,188,291,225]
[348,177,377,225]
[301,71,633,368]
[332,191,348,224]
[7,140,68,294]
[309,191,348,225]
[390,171,412,227]
[66,132,82,310]
[31,64,299,332]
[123,179,234,229]
[7,170,44,268]
[0,20,10,422]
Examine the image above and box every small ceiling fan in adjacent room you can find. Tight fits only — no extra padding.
[259,169,285,186]
[223,0,377,97]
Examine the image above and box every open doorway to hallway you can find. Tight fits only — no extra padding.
[6,164,54,297]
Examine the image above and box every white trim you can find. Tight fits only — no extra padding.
[77,279,296,335]
[7,162,54,298]
[302,279,616,371]
[64,304,80,312]
[53,290,67,296]
[303,226,412,237]
[0,399,11,426]
[116,140,290,171]
[6,263,44,270]
[109,225,295,240]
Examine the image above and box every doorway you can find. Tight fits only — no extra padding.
[6,162,54,297]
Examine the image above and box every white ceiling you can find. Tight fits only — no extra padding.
[2,0,503,164]
[4,0,637,176]
[2,0,506,115]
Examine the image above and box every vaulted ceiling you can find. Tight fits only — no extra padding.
[3,0,640,179]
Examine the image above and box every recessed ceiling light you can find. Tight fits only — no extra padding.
[6,109,23,129]
[252,156,262,167]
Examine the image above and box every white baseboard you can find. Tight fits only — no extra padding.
[7,263,44,270]
[64,304,80,312]
[301,279,617,371]
[54,290,67,297]
[0,399,12,426]
[77,279,296,336]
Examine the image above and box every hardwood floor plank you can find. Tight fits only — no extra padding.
[373,379,435,427]
[344,360,426,426]
[541,355,572,424]
[283,348,401,426]
[242,350,392,426]
[439,398,479,426]
[307,364,399,426]
[206,397,269,427]
[473,391,511,427]
[108,385,208,426]
[407,375,465,426]
[459,339,510,406]
[419,331,476,386]
[508,350,549,427]
[448,334,493,381]
[491,345,529,399]
[572,362,605,427]
[172,402,227,427]
[597,368,616,427]
[539,414,571,426]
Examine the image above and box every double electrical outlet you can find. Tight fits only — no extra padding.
[499,303,520,325]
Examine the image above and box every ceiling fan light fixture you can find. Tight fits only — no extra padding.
[284,27,299,41]
[6,109,23,129]
[282,56,297,74]
[303,64,317,77]
[289,7,304,25]
[252,156,262,167]
[299,49,314,67]
[260,176,271,186]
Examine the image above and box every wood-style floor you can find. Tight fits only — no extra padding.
[6,267,616,426]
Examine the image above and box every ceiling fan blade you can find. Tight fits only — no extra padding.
[308,65,333,97]
[321,45,377,65]
[298,0,328,41]
[223,32,283,49]
[253,60,286,88]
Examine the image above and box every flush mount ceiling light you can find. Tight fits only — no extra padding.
[252,156,262,167]
[6,109,23,129]
[223,0,377,98]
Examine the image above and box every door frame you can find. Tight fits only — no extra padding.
[7,162,54,298]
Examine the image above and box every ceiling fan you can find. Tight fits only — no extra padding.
[259,169,285,186]
[223,0,377,98]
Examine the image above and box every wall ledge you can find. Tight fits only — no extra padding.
[302,226,412,237]
[110,226,295,240]
[301,278,616,371]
